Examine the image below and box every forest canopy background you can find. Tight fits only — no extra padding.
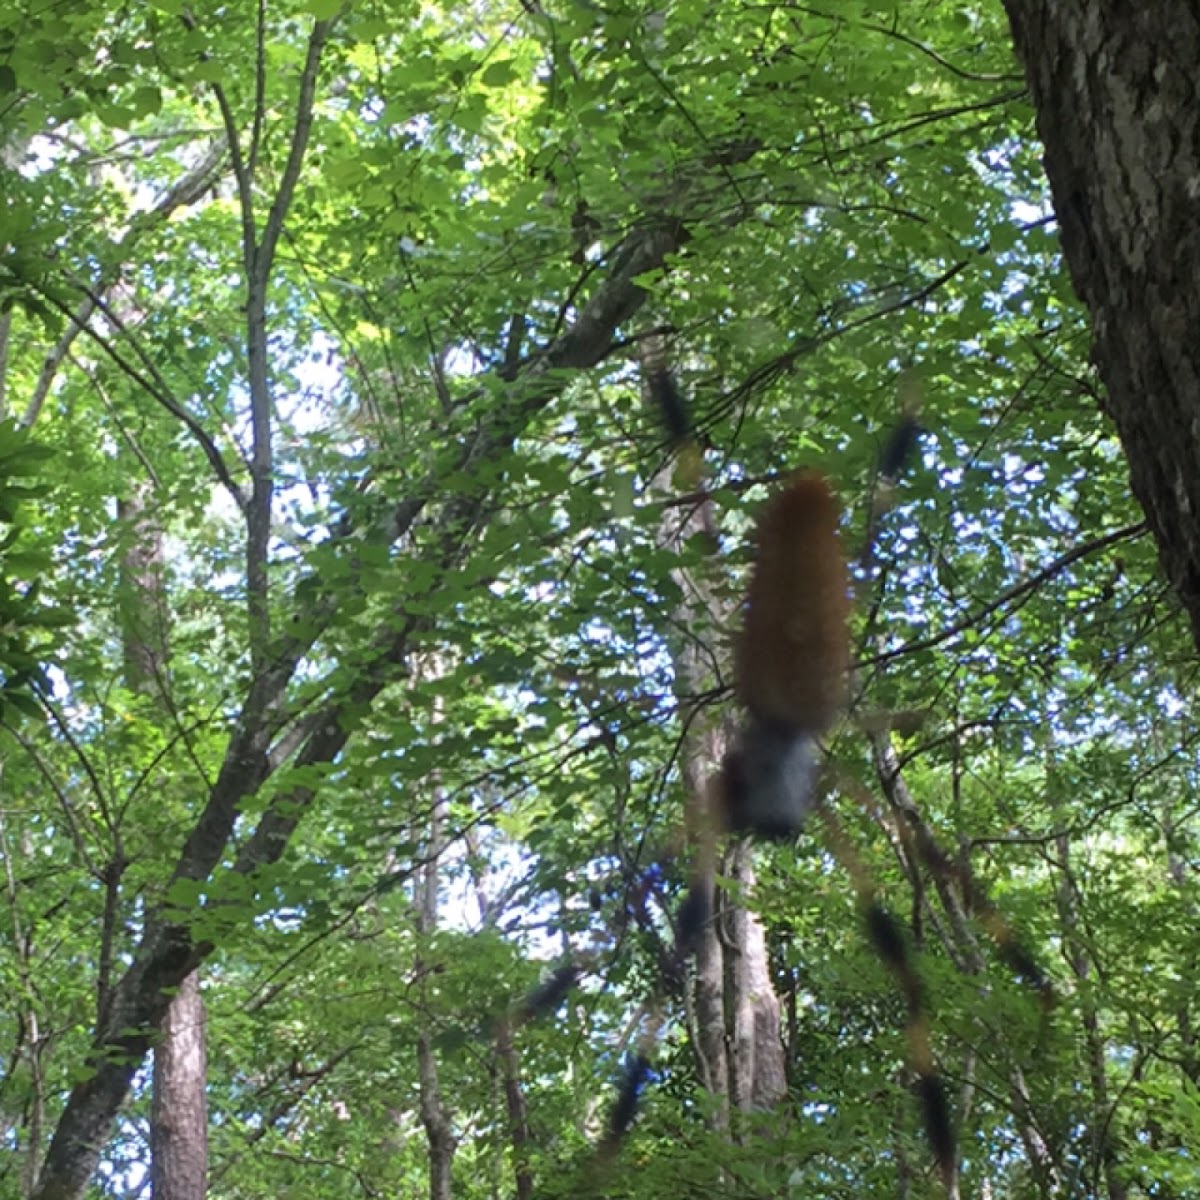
[0,2,1196,1199]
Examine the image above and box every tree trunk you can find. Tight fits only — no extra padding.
[149,973,208,1200]
[1003,2,1200,642]
[1042,700,1125,1200]
[463,830,533,1200]
[676,738,731,1126]
[415,772,456,1200]
[118,484,209,1200]
[492,1020,532,1200]
[0,809,46,1192]
[30,210,685,1200]
[726,841,787,1116]
[647,358,786,1131]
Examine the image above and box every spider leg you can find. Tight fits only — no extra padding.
[600,828,716,1150]
[511,954,659,1167]
[818,763,1055,1189]
[849,760,1055,1010]
[865,901,955,1186]
[896,805,1055,1008]
[509,841,707,1162]
[605,1052,655,1148]
[515,962,582,1025]
[816,805,956,1191]
[599,362,933,1165]
[601,990,676,1156]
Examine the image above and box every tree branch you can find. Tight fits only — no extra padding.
[30,212,687,1200]
[245,16,337,664]
[21,138,228,432]
[861,520,1147,668]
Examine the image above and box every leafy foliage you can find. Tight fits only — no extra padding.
[0,2,1195,1199]
[0,421,62,715]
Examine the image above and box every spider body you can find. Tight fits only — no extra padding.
[735,471,849,733]
[721,471,848,839]
[509,370,1046,1194]
[719,717,821,838]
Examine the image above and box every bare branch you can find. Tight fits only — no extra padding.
[256,18,336,282]
[36,289,248,513]
[245,16,337,662]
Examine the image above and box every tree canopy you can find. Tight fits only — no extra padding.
[0,2,1195,1198]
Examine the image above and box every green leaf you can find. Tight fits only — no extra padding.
[129,85,162,117]
[96,104,136,129]
[480,60,516,88]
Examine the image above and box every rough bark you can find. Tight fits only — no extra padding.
[149,973,208,1200]
[117,489,172,706]
[726,841,787,1115]
[0,810,45,1192]
[1050,766,1125,1200]
[1054,828,1124,1200]
[1163,794,1200,1086]
[492,1020,533,1200]
[415,1024,456,1200]
[117,482,210,1200]
[463,832,532,1200]
[653,457,731,1126]
[1003,3,1200,642]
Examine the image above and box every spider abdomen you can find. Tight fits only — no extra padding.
[735,471,849,732]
